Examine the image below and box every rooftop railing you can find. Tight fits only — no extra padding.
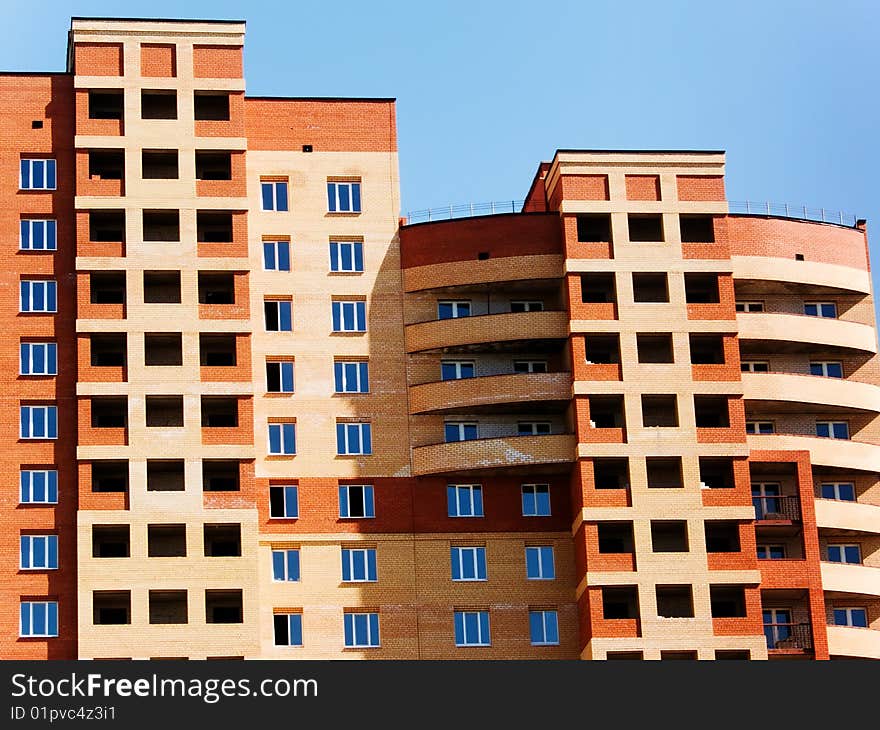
[405,200,525,224]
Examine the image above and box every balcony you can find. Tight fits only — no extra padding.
[737,313,877,354]
[405,311,568,353]
[826,625,880,659]
[820,561,880,598]
[747,434,880,473]
[815,499,880,534]
[753,495,801,523]
[742,372,880,414]
[731,255,872,295]
[765,622,813,652]
[409,372,572,415]
[411,433,576,476]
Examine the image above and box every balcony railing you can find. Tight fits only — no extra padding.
[729,201,859,228]
[765,622,813,650]
[753,496,801,522]
[405,200,525,224]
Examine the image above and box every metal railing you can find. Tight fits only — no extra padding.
[405,200,525,224]
[753,495,802,522]
[728,201,859,227]
[765,622,813,650]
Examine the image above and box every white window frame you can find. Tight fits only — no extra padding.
[331,299,366,332]
[20,280,57,313]
[529,609,560,646]
[448,484,483,518]
[336,423,372,456]
[440,360,475,380]
[268,484,299,518]
[437,300,471,319]
[20,534,59,570]
[20,405,58,440]
[816,420,849,440]
[827,543,862,564]
[451,546,487,582]
[264,299,293,332]
[510,300,544,313]
[740,361,770,373]
[518,421,551,436]
[266,360,295,393]
[329,240,364,272]
[267,422,296,455]
[271,548,300,581]
[341,547,378,582]
[20,342,58,376]
[821,482,856,502]
[344,612,380,648]
[445,421,478,442]
[513,360,548,374]
[454,610,490,647]
[20,159,56,190]
[260,180,289,212]
[262,239,291,271]
[525,545,555,580]
[745,420,775,435]
[756,544,786,560]
[327,180,362,213]
[735,301,764,313]
[810,361,844,378]
[273,613,303,647]
[20,469,58,504]
[804,301,837,318]
[19,601,58,637]
[20,219,57,251]
[334,360,369,393]
[833,607,868,628]
[521,484,551,517]
[338,484,375,518]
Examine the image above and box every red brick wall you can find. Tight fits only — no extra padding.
[625,174,660,201]
[192,45,243,78]
[677,175,725,201]
[140,44,176,78]
[73,44,123,76]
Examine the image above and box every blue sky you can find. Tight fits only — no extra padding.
[3,0,879,297]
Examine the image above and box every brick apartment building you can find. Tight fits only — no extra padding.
[1,17,878,660]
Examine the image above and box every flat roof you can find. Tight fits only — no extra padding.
[70,16,245,24]
[555,148,725,155]
[247,95,396,103]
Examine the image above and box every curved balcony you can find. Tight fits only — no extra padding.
[731,255,872,295]
[405,311,569,353]
[403,254,564,292]
[827,625,880,659]
[815,499,880,534]
[747,434,880,473]
[742,372,880,414]
[411,434,576,476]
[737,313,877,354]
[410,372,572,415]
[820,561,880,598]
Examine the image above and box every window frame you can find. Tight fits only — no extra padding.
[521,484,551,517]
[265,360,295,394]
[268,484,299,518]
[745,420,775,435]
[440,360,475,381]
[509,300,544,313]
[740,361,770,373]
[447,484,483,518]
[517,421,551,436]
[19,600,58,638]
[20,219,57,251]
[262,240,291,271]
[273,613,303,647]
[264,299,293,332]
[20,159,57,191]
[454,610,490,647]
[327,181,362,214]
[336,423,373,456]
[338,484,375,518]
[341,547,378,582]
[267,422,296,455]
[437,300,471,320]
[833,607,868,628]
[756,544,786,560]
[20,405,58,440]
[513,360,548,374]
[525,545,556,580]
[343,611,380,648]
[329,240,364,273]
[271,548,301,581]
[260,180,289,212]
[821,482,856,502]
[444,421,478,442]
[810,361,844,378]
[334,360,369,394]
[735,301,764,313]
[20,342,58,376]
[815,420,849,440]
[331,299,367,333]
[827,543,862,564]
[20,280,58,313]
[804,301,837,318]
[529,609,560,646]
[20,534,59,570]
[450,546,488,582]
[20,469,58,504]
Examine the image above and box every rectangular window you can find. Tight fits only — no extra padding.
[20,159,56,190]
[271,549,300,581]
[816,421,849,440]
[263,240,291,271]
[735,301,764,313]
[327,181,361,213]
[339,485,375,518]
[20,281,57,313]
[437,300,471,319]
[268,422,296,455]
[522,484,551,516]
[827,544,861,564]
[529,609,560,646]
[20,405,58,439]
[20,470,58,504]
[518,422,551,436]
[261,180,289,212]
[336,423,372,455]
[445,422,478,442]
[20,219,57,251]
[334,361,369,393]
[821,482,856,502]
[745,421,775,435]
[20,601,58,637]
[804,301,837,318]
[268,484,298,518]
[833,607,868,628]
[526,546,555,580]
[329,240,364,272]
[740,361,770,373]
[266,360,294,393]
[513,360,548,374]
[510,300,544,313]
[264,300,292,331]
[342,548,377,582]
[451,546,487,581]
[20,535,58,570]
[20,343,58,376]
[810,361,844,378]
[273,613,303,646]
[344,612,379,648]
[441,360,474,380]
[447,485,483,518]
[757,544,786,560]
[331,300,366,332]
[454,610,490,647]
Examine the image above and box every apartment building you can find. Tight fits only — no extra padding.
[2,17,878,660]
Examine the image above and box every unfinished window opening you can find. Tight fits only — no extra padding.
[580,272,616,304]
[656,585,694,618]
[197,211,234,243]
[597,522,635,553]
[606,651,644,660]
[195,151,233,180]
[202,460,240,492]
[689,333,725,364]
[88,90,124,120]
[91,396,127,428]
[646,457,683,489]
[89,210,125,242]
[89,271,125,304]
[93,591,131,625]
[88,149,124,180]
[584,334,620,364]
[204,524,241,557]
[205,590,242,624]
[146,459,185,492]
[684,273,721,303]
[194,91,231,121]
[593,458,630,490]
[694,395,731,428]
[588,395,625,428]
[142,210,180,242]
[145,396,184,427]
[710,585,747,618]
[631,272,669,303]
[627,214,664,242]
[199,333,237,367]
[91,525,130,558]
[198,272,235,304]
[699,457,736,489]
[715,650,750,660]
[143,271,181,304]
[641,394,678,427]
[142,150,179,180]
[680,215,716,243]
[90,333,126,367]
[141,90,177,119]
[637,333,674,363]
[705,521,741,553]
[147,524,187,557]
[149,591,188,625]
[201,396,238,428]
[651,521,689,552]
[602,586,640,620]
[576,214,612,243]
[144,333,182,366]
[91,460,128,493]
[661,651,698,660]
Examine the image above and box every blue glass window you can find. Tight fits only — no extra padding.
[266,361,294,393]
[344,612,379,647]
[268,423,296,455]
[265,300,292,331]
[447,485,483,518]
[329,240,364,272]
[269,485,298,518]
[525,546,555,580]
[327,181,362,213]
[454,610,490,646]
[827,544,861,564]
[263,240,291,271]
[20,601,58,637]
[20,343,57,376]
[336,423,372,455]
[20,535,58,570]
[20,219,57,250]
[529,610,559,645]
[444,422,478,442]
[334,361,369,393]
[331,300,366,332]
[261,180,289,211]
[451,546,487,581]
[20,281,57,313]
[20,159,57,190]
[342,548,377,582]
[20,470,58,504]
[522,484,551,516]
[339,485,375,517]
[273,613,302,646]
[271,549,300,581]
[20,405,58,439]
[821,483,856,502]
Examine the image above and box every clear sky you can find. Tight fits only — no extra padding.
[3,0,879,298]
